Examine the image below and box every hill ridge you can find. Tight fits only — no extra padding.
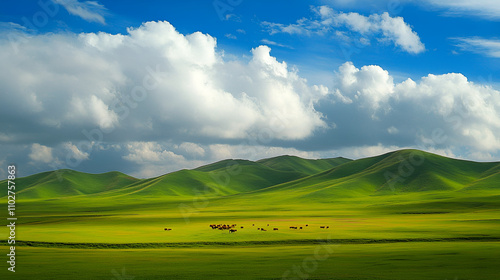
[3,149,500,200]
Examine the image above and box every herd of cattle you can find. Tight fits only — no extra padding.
[164,223,330,232]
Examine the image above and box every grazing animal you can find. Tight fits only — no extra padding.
[241,226,244,228]
[289,226,297,229]
[273,228,278,231]
[252,224,255,226]
[299,227,302,229]
[257,228,260,230]
[320,226,325,229]
[306,225,308,227]
[164,228,172,231]
[267,224,269,226]
[229,229,237,233]
[326,226,329,229]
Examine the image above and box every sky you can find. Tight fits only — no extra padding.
[0,0,499,179]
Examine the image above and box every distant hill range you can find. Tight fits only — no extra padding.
[4,149,500,200]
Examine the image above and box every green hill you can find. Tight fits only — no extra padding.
[3,149,500,200]
[240,150,500,201]
[11,169,139,199]
[256,155,351,175]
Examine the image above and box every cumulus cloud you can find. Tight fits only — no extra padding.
[122,141,194,177]
[29,144,54,163]
[53,0,107,24]
[179,142,205,158]
[123,142,184,164]
[0,21,327,146]
[331,62,500,152]
[63,142,90,160]
[262,6,425,54]
[453,37,500,58]
[334,62,394,112]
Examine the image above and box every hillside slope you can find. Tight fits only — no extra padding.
[11,169,139,199]
[238,150,500,201]
[256,155,351,175]
[4,150,500,200]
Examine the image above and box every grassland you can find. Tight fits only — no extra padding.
[1,149,500,279]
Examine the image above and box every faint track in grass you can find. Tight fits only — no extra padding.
[5,236,500,249]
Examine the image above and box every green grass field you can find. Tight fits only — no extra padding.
[2,150,500,279]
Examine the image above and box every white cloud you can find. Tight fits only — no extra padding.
[332,62,500,152]
[179,142,205,157]
[53,0,107,24]
[123,142,184,164]
[334,62,394,112]
[0,21,327,144]
[29,144,54,163]
[225,33,237,40]
[262,6,425,54]
[453,37,500,58]
[63,142,90,160]
[123,141,196,177]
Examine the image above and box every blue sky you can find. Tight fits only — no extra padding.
[1,0,500,178]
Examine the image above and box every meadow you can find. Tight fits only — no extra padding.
[2,150,500,279]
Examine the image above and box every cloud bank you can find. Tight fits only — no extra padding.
[0,21,327,148]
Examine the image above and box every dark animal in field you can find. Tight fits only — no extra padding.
[326,226,329,229]
[164,228,172,231]
[229,229,237,233]
[320,226,325,229]
[306,225,308,227]
[241,226,244,228]
[273,228,278,231]
[289,226,297,229]
[260,228,267,231]
[252,224,255,226]
[257,228,260,230]
[299,227,302,229]
[267,224,269,226]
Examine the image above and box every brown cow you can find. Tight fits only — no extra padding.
[229,229,237,233]
[164,228,172,231]
[320,226,325,229]
[273,228,278,231]
[260,228,267,231]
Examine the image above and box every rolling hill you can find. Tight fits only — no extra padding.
[3,155,351,199]
[238,149,500,201]
[3,150,500,200]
